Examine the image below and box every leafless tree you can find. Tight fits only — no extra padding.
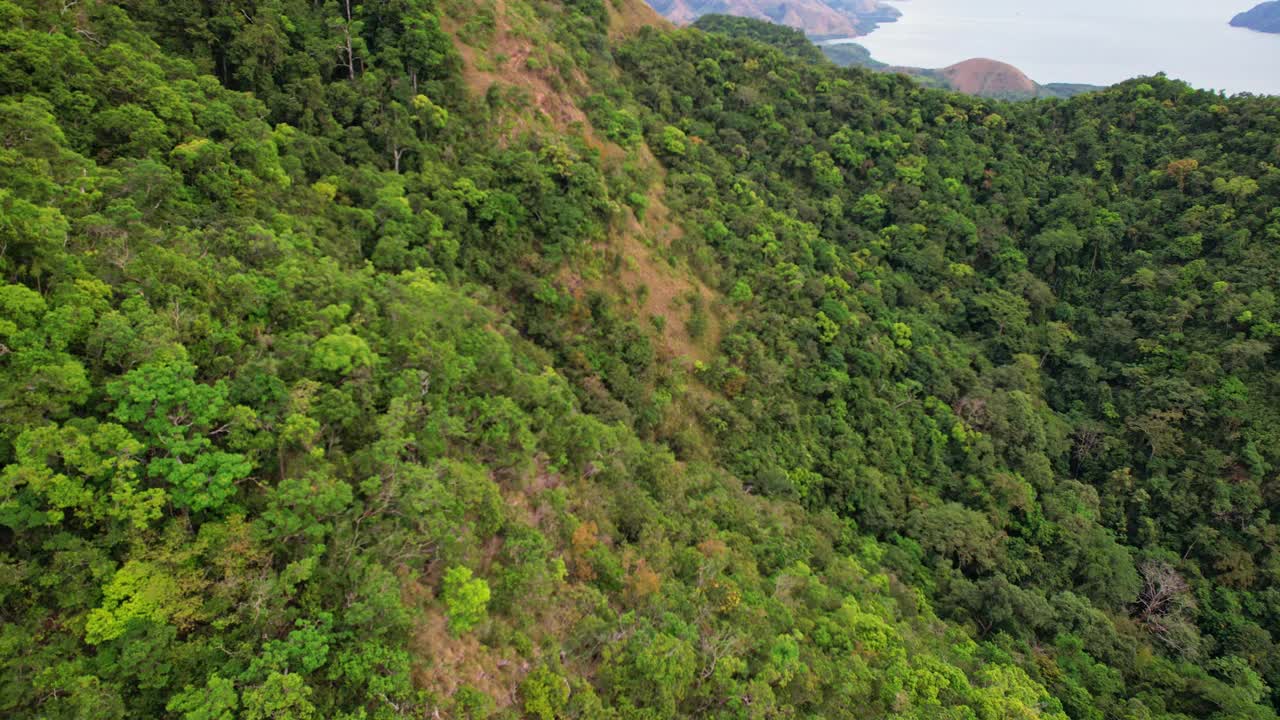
[335,0,357,80]
[1135,560,1190,622]
[1133,560,1199,655]
[1072,426,1103,462]
[952,395,989,429]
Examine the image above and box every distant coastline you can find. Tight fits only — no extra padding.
[661,0,1280,95]
[840,0,1280,95]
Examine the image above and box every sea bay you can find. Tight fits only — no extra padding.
[844,0,1280,95]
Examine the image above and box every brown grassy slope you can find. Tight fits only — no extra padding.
[608,0,673,37]
[444,0,723,363]
[441,0,591,131]
[601,3,725,362]
[401,4,726,707]
[940,58,1036,96]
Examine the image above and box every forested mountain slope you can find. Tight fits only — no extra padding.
[2,1,1279,719]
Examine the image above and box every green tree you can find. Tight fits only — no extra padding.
[442,566,490,634]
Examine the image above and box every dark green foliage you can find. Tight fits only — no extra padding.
[820,41,887,70]
[613,19,1280,717]
[692,14,828,64]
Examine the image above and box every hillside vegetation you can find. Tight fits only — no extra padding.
[2,2,1280,719]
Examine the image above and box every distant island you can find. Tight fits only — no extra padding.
[1231,1,1280,33]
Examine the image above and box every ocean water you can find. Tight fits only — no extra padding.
[841,0,1280,95]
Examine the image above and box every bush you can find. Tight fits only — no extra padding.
[442,566,491,634]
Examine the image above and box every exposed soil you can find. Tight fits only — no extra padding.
[443,0,589,130]
[607,0,674,38]
[404,580,527,712]
[443,0,723,364]
[611,200,721,364]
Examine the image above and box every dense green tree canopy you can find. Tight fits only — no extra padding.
[1,0,1279,718]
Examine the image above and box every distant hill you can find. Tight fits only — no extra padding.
[645,0,899,38]
[823,43,1104,99]
[939,58,1037,96]
[692,14,830,62]
[909,59,1102,100]
[824,0,901,29]
[1231,1,1280,33]
[819,41,887,69]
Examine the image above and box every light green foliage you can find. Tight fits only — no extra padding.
[108,361,251,512]
[659,125,688,157]
[442,566,490,634]
[974,665,1070,719]
[810,151,842,190]
[241,672,316,720]
[3,421,163,531]
[413,94,450,128]
[311,328,375,375]
[815,311,840,343]
[329,641,414,703]
[895,154,928,184]
[1213,175,1260,201]
[84,561,194,644]
[166,675,239,720]
[853,192,887,224]
[520,665,569,720]
[250,615,333,676]
[605,627,697,715]
[0,278,92,433]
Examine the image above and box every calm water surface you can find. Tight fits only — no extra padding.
[845,0,1280,95]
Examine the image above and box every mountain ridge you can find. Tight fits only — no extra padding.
[645,0,900,37]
